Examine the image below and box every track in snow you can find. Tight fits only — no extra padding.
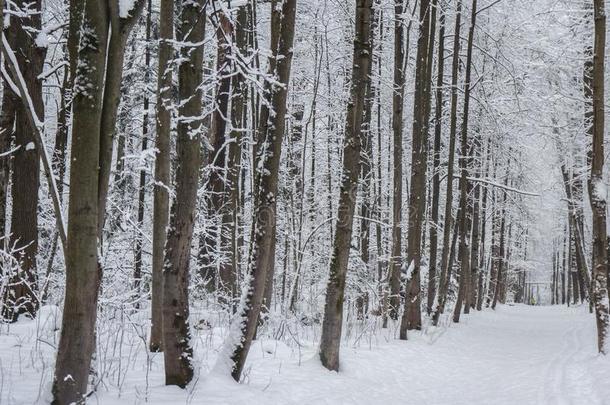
[195,305,605,405]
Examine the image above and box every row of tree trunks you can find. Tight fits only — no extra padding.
[432,0,462,326]
[452,0,477,323]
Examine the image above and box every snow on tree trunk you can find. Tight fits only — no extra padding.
[161,0,206,387]
[319,0,373,371]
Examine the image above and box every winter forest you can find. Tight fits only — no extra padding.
[1,0,610,403]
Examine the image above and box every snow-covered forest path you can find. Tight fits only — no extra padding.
[161,305,608,405]
[4,305,609,404]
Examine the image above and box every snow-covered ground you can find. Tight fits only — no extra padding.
[2,304,608,404]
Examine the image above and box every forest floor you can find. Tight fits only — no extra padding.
[2,304,608,404]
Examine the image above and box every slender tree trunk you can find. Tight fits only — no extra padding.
[0,87,14,241]
[468,135,484,310]
[150,0,174,353]
[52,1,109,402]
[201,8,234,290]
[562,233,567,304]
[97,1,146,238]
[560,164,591,298]
[486,187,500,308]
[0,0,6,247]
[134,0,152,310]
[427,0,445,316]
[452,0,477,323]
[492,190,508,310]
[224,0,298,381]
[432,0,462,326]
[1,0,45,322]
[222,4,250,310]
[401,0,433,337]
[589,0,609,353]
[388,0,406,320]
[320,0,372,370]
[162,0,206,387]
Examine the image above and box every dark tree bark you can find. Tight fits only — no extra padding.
[320,0,372,370]
[427,0,445,316]
[357,8,377,319]
[134,0,153,309]
[492,189,508,310]
[560,164,591,298]
[589,0,609,353]
[486,181,500,308]
[401,0,433,337]
[1,0,45,322]
[221,4,250,309]
[432,0,462,326]
[226,0,298,381]
[161,0,206,387]
[200,7,234,288]
[150,0,174,353]
[97,1,146,238]
[52,0,109,402]
[388,0,406,320]
[561,233,567,305]
[0,0,6,245]
[452,0,477,323]
[0,87,14,241]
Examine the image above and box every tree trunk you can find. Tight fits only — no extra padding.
[134,0,152,310]
[427,0,445,316]
[486,186,500,308]
[150,0,174,353]
[1,0,45,322]
[589,0,609,353]
[0,86,14,241]
[224,0,298,382]
[319,0,372,370]
[401,0,433,337]
[97,1,146,238]
[201,8,234,290]
[221,4,250,310]
[432,0,462,326]
[162,0,206,387]
[560,164,591,298]
[388,0,406,320]
[452,0,477,323]
[492,189,508,310]
[52,0,109,402]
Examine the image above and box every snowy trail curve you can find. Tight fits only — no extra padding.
[193,305,605,405]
